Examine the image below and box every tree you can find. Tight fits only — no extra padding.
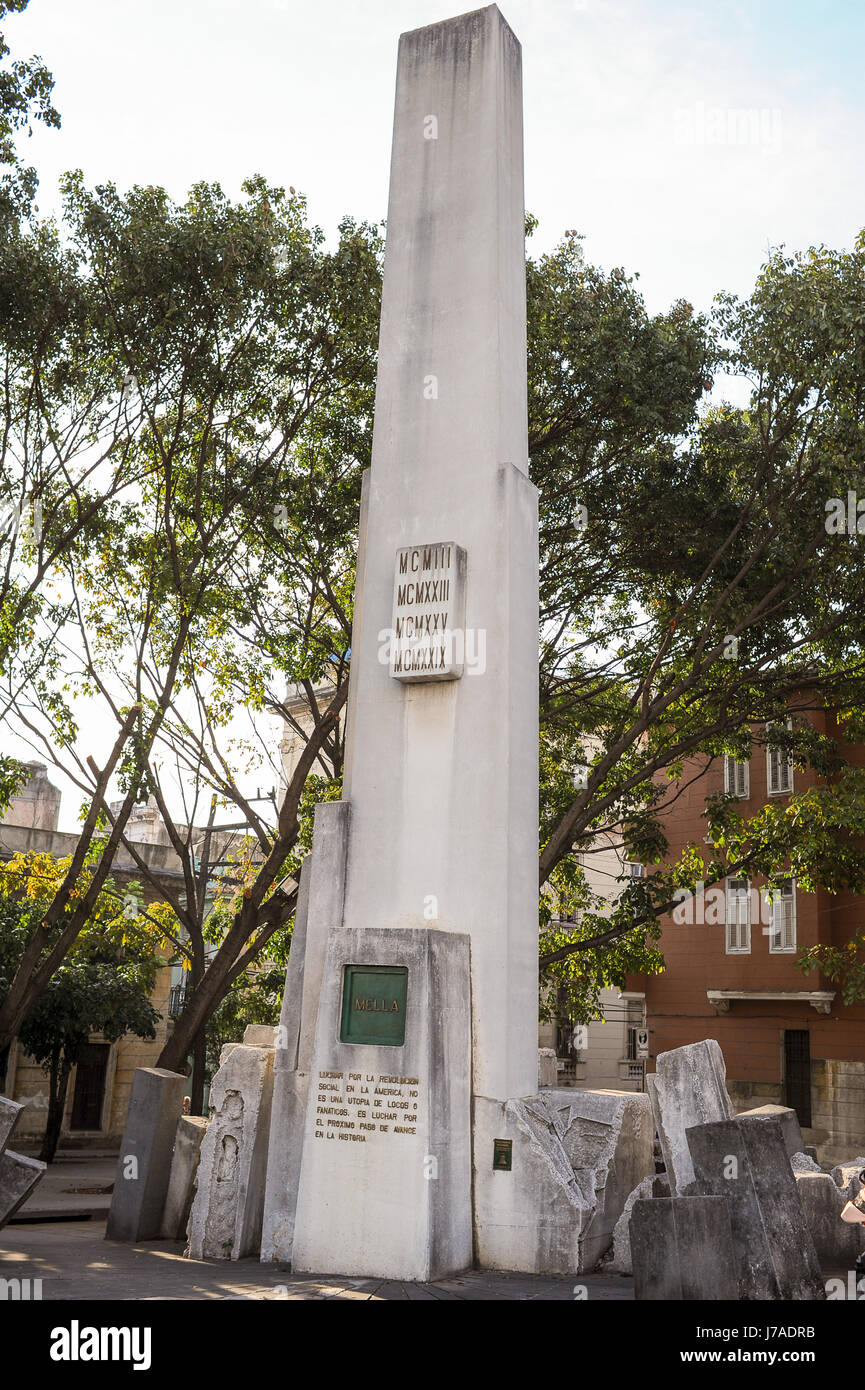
[6,164,865,1046]
[205,957,285,1082]
[530,231,865,1019]
[0,0,60,221]
[0,851,163,1156]
[0,172,380,1065]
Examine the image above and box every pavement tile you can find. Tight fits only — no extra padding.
[0,1219,636,1301]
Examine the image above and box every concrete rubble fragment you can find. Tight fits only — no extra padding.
[609,1172,669,1275]
[790,1150,822,1173]
[648,1040,734,1194]
[538,1048,557,1089]
[186,1028,276,1260]
[795,1171,864,1268]
[478,1088,654,1273]
[739,1102,804,1159]
[687,1113,824,1300]
[0,1095,46,1230]
[631,1196,738,1300]
[105,1067,186,1243]
[831,1158,865,1203]
[161,1115,209,1240]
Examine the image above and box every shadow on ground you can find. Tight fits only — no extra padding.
[0,1220,636,1301]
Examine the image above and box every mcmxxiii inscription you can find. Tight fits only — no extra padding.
[389,541,466,682]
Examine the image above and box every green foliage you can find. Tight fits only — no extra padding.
[4,127,865,1039]
[205,963,284,1078]
[16,955,160,1068]
[0,853,162,1159]
[0,1,60,220]
[532,227,865,1017]
[0,752,25,815]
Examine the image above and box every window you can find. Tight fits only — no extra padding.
[724,754,749,798]
[70,1042,111,1130]
[768,878,796,953]
[627,861,644,919]
[726,877,751,953]
[766,720,793,795]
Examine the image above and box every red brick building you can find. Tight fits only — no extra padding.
[628,706,865,1163]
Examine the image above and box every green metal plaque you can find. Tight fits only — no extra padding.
[340,965,408,1046]
[493,1138,513,1172]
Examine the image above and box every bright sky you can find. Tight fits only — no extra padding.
[11,0,865,317]
[5,0,865,828]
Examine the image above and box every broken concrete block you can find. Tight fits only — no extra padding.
[687,1113,824,1300]
[187,1041,275,1260]
[0,1092,46,1229]
[242,1025,278,1047]
[0,1095,25,1157]
[260,855,311,1266]
[739,1103,803,1159]
[474,1088,654,1274]
[631,1196,738,1300]
[831,1159,865,1203]
[796,1171,864,1268]
[791,1150,822,1173]
[610,1172,669,1274]
[0,1149,46,1229]
[648,1040,734,1194]
[161,1115,209,1240]
[538,1048,557,1088]
[105,1067,187,1243]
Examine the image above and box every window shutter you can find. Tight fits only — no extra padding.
[767,721,793,794]
[726,879,750,951]
[781,895,795,949]
[769,880,795,951]
[725,885,736,950]
[739,887,750,948]
[725,756,748,797]
[778,889,789,945]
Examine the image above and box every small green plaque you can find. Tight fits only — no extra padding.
[493,1138,513,1172]
[340,964,408,1046]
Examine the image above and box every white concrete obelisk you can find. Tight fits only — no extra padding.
[342,0,537,1102]
[287,4,538,1280]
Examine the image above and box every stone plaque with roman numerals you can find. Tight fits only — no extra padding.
[389,542,466,682]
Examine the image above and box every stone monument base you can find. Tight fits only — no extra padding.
[474,1088,654,1274]
[291,927,472,1282]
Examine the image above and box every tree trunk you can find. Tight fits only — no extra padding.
[40,1050,73,1164]
[158,950,236,1073]
[190,1027,206,1116]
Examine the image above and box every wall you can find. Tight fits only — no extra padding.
[629,702,865,1157]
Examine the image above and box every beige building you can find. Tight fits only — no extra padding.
[1,767,179,1151]
[279,680,345,785]
[539,831,647,1092]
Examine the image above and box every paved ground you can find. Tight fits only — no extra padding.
[13,1155,116,1221]
[1,1219,635,1300]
